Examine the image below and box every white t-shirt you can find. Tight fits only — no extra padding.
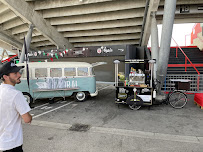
[0,84,31,151]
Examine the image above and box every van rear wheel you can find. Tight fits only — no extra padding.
[74,92,87,102]
[23,92,34,108]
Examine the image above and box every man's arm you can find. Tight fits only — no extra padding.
[22,112,32,123]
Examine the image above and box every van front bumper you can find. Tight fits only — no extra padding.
[90,89,98,97]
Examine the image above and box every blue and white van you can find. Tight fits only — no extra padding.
[15,62,105,104]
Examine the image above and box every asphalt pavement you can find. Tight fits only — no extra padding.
[21,84,203,152]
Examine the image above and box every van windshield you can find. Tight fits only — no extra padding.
[89,67,95,76]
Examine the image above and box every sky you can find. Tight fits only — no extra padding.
[148,23,195,47]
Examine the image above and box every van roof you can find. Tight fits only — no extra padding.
[17,62,93,68]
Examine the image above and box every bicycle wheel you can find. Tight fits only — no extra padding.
[168,91,187,108]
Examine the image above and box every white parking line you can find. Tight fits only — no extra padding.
[98,85,114,91]
[31,103,49,110]
[33,101,74,119]
[59,100,68,104]
[40,106,53,110]
[31,84,111,118]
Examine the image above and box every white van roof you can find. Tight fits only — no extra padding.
[17,62,93,68]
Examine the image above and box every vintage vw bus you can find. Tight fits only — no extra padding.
[15,62,104,104]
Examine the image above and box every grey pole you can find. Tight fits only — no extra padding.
[156,0,177,98]
[19,24,34,63]
[151,12,159,84]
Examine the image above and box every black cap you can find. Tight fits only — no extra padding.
[0,61,24,78]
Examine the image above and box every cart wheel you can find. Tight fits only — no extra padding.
[129,104,141,110]
[74,92,87,102]
[127,95,143,110]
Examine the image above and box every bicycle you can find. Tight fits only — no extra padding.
[165,79,190,109]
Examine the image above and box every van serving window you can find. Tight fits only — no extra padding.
[78,67,88,76]
[50,68,62,77]
[64,68,76,77]
[35,68,47,78]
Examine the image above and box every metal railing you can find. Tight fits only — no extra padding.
[162,74,203,92]
[172,38,201,91]
[1,54,18,63]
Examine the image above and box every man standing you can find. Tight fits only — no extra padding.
[0,61,32,152]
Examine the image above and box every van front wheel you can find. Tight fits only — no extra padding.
[74,92,87,102]
[23,92,34,107]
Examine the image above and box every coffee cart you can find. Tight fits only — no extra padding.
[114,59,156,110]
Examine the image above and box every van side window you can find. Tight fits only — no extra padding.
[35,68,47,78]
[64,68,76,76]
[78,67,88,76]
[50,68,62,77]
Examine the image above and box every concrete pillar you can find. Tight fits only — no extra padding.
[19,24,34,63]
[145,46,151,60]
[156,0,177,98]
[150,12,159,84]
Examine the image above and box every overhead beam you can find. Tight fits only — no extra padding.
[31,35,48,43]
[0,10,16,24]
[63,26,142,37]
[42,0,145,18]
[1,0,73,49]
[157,5,203,15]
[19,30,41,39]
[11,24,29,35]
[0,26,37,50]
[0,39,18,54]
[50,8,145,25]
[157,18,203,24]
[2,18,24,30]
[0,30,23,50]
[141,0,160,46]
[32,40,53,48]
[25,0,44,1]
[69,33,141,43]
[156,13,203,20]
[57,18,143,32]
[73,40,140,47]
[174,18,203,24]
[0,3,9,14]
[34,0,115,10]
[37,45,58,50]
[160,0,203,5]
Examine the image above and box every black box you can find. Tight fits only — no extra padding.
[175,81,190,90]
